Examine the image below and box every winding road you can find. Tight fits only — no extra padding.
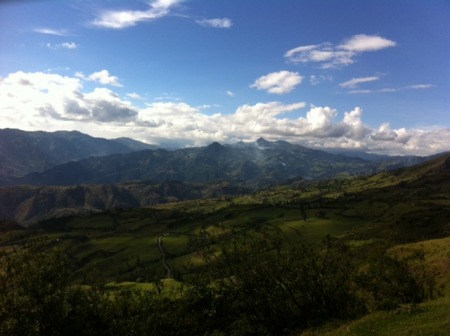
[157,234,172,278]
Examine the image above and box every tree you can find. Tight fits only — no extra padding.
[0,239,69,335]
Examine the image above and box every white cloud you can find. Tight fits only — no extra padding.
[197,104,220,110]
[226,90,235,97]
[1,71,448,156]
[348,90,372,94]
[45,42,79,50]
[340,76,379,88]
[284,45,318,58]
[379,88,398,93]
[285,43,354,68]
[34,27,70,36]
[285,34,396,69]
[348,83,435,94]
[74,71,85,79]
[338,34,396,52]
[92,0,181,29]
[251,71,304,95]
[127,92,144,100]
[407,84,435,90]
[371,123,397,141]
[61,42,78,49]
[0,72,135,128]
[343,107,370,139]
[196,18,233,29]
[88,70,122,87]
[309,74,333,86]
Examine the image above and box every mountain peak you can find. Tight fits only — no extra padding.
[203,141,226,155]
[207,141,224,149]
[256,137,271,147]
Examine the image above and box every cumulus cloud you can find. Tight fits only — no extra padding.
[87,70,122,87]
[371,123,398,141]
[251,71,304,95]
[92,0,181,29]
[196,18,233,28]
[340,76,379,88]
[339,34,396,52]
[83,88,137,122]
[1,71,448,156]
[0,71,136,128]
[285,34,396,68]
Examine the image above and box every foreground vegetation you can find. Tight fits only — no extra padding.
[1,154,450,335]
[0,234,440,336]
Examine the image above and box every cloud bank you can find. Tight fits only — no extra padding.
[0,71,448,156]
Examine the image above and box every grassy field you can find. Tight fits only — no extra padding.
[301,296,450,336]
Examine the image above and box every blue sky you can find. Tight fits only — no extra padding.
[1,0,449,155]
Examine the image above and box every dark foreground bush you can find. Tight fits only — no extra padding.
[0,236,438,335]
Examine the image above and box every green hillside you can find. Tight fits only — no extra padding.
[1,154,450,335]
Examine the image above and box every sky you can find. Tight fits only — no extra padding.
[1,0,450,155]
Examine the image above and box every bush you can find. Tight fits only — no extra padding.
[204,235,365,334]
[355,250,439,311]
[0,235,439,336]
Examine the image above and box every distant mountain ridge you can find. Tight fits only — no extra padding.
[0,132,436,188]
[1,129,438,188]
[0,128,156,178]
[6,138,382,187]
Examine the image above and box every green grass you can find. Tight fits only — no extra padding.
[163,235,190,256]
[105,278,183,292]
[279,216,359,241]
[390,236,450,295]
[301,296,450,336]
[298,236,450,336]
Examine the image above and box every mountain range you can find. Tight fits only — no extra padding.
[0,128,156,179]
[1,131,430,187]
[0,128,442,225]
